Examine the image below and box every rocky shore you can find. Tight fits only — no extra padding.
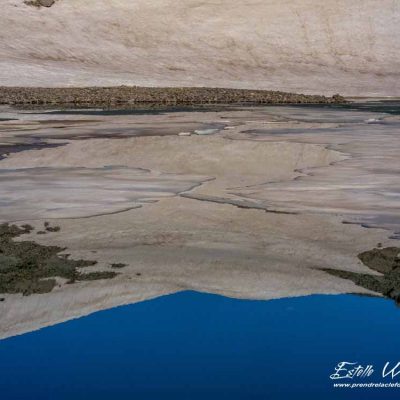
[324,247,400,304]
[0,223,117,296]
[0,86,345,107]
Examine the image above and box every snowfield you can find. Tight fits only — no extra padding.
[1,0,400,95]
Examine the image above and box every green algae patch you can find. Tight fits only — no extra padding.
[0,223,117,296]
[323,247,400,303]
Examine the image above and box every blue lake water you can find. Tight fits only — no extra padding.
[0,292,400,399]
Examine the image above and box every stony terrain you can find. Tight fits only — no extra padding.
[0,223,117,296]
[0,87,344,107]
[24,0,56,7]
[325,247,400,303]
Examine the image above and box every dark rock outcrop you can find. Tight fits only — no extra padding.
[0,223,118,296]
[25,0,56,8]
[323,247,400,303]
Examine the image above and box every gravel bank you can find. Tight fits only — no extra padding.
[0,86,345,107]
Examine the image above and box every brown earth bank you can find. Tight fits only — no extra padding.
[0,87,345,107]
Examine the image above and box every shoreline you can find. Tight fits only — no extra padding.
[0,86,345,108]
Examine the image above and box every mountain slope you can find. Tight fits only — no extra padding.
[1,0,399,95]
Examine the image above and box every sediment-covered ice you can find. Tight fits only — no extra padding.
[0,104,399,339]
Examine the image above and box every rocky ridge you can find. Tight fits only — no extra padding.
[0,86,345,107]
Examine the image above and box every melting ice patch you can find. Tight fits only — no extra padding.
[0,166,209,221]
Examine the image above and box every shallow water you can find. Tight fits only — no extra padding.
[0,291,399,399]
